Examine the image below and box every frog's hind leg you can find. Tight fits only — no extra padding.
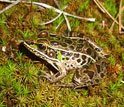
[72,58,109,88]
[55,58,109,89]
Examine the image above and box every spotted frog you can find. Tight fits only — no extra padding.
[22,31,109,88]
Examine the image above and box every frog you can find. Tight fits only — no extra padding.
[22,31,109,88]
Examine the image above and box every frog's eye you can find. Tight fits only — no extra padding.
[38,44,46,50]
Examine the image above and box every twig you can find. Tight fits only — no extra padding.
[0,0,20,14]
[110,13,119,32]
[93,0,124,30]
[54,0,71,31]
[40,12,62,25]
[0,0,95,22]
[93,0,105,13]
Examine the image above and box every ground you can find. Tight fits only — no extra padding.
[0,0,124,106]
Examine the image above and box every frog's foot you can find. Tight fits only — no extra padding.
[40,70,67,83]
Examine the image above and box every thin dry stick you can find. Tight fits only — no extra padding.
[110,6,124,32]
[119,0,123,33]
[93,0,124,29]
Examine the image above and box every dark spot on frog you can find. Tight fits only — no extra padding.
[95,79,99,83]
[77,59,81,63]
[82,55,86,60]
[93,52,97,59]
[100,73,104,78]
[69,46,74,50]
[38,44,46,50]
[72,57,75,60]
[51,41,59,46]
[71,64,73,67]
[88,58,92,63]
[62,58,66,60]
[38,31,48,38]
[96,64,101,73]
[65,39,72,44]
[87,70,94,79]
[86,48,92,55]
[66,57,69,60]
[81,60,86,65]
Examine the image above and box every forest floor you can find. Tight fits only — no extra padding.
[0,0,124,106]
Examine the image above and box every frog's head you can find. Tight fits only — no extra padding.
[22,31,59,62]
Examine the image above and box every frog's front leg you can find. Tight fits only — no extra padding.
[40,63,67,83]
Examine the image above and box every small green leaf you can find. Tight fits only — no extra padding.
[57,51,62,61]
[109,56,115,65]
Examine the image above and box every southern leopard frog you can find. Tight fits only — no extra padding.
[22,31,109,88]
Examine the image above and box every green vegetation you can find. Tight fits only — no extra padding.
[0,0,124,106]
[77,0,89,13]
[60,0,71,9]
[105,0,118,17]
[22,30,36,39]
[121,52,124,62]
[95,39,107,47]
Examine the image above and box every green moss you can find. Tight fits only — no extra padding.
[77,0,89,13]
